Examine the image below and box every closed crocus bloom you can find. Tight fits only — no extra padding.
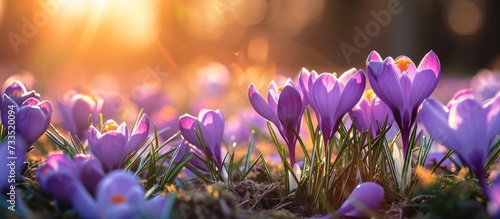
[88,114,150,172]
[75,155,105,196]
[179,109,225,168]
[336,182,384,218]
[248,80,306,165]
[38,153,101,219]
[420,89,500,198]
[1,80,40,106]
[366,51,440,156]
[306,69,366,147]
[349,89,394,138]
[1,96,52,145]
[58,91,103,142]
[38,153,78,201]
[95,171,146,219]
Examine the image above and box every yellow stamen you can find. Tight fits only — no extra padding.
[395,58,412,72]
[332,72,337,77]
[363,89,375,102]
[110,195,126,204]
[102,123,118,133]
[278,86,284,92]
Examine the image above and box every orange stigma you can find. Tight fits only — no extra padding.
[395,58,412,72]
[110,195,126,204]
[278,86,284,92]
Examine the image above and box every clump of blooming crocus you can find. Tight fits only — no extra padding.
[1,80,40,107]
[38,154,172,219]
[299,68,365,149]
[420,89,500,198]
[366,51,441,156]
[335,182,385,218]
[38,153,105,199]
[179,109,225,169]
[1,95,52,145]
[248,79,306,165]
[58,90,103,142]
[349,89,394,138]
[87,114,150,172]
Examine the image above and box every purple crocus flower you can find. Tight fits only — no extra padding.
[88,114,150,172]
[95,170,146,219]
[58,91,103,143]
[248,80,306,165]
[366,51,441,156]
[336,182,384,218]
[349,89,394,138]
[179,109,225,168]
[38,153,78,201]
[420,89,500,198]
[173,141,211,173]
[300,68,366,147]
[1,96,52,145]
[1,80,40,106]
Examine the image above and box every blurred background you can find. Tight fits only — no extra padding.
[0,0,499,119]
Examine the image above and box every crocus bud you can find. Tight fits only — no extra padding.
[1,96,52,146]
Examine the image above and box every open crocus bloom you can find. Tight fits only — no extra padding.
[420,89,500,197]
[248,79,306,165]
[366,51,440,156]
[300,68,366,148]
[1,80,40,106]
[179,109,225,168]
[1,95,52,145]
[88,114,150,171]
[349,89,394,138]
[336,182,385,218]
[96,171,146,219]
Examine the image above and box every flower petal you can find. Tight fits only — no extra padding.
[409,69,440,111]
[338,69,366,117]
[416,50,441,78]
[485,93,500,141]
[90,132,128,171]
[367,57,404,111]
[125,114,150,155]
[420,99,459,149]
[277,85,303,128]
[248,84,279,125]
